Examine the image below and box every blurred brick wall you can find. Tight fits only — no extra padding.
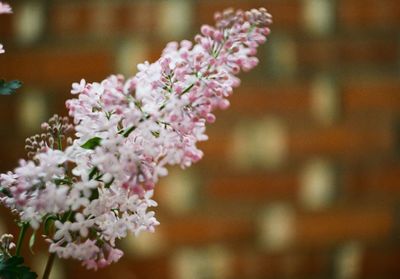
[1,0,400,278]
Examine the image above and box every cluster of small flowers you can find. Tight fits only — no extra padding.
[0,8,272,270]
[0,234,15,259]
[25,114,74,158]
[0,1,12,54]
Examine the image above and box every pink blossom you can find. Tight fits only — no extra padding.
[107,248,123,264]
[71,79,86,94]
[0,44,4,54]
[53,221,73,242]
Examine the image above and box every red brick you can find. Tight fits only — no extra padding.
[361,247,400,279]
[289,120,394,161]
[0,13,14,39]
[296,37,398,70]
[343,77,400,113]
[206,171,298,202]
[201,118,395,165]
[147,40,167,63]
[0,94,17,133]
[295,207,393,247]
[49,4,91,36]
[231,250,330,279]
[0,47,114,87]
[196,131,231,166]
[228,82,311,116]
[161,215,254,246]
[339,38,398,66]
[338,0,400,30]
[0,207,13,230]
[113,2,158,35]
[49,2,159,38]
[0,139,26,172]
[344,163,400,198]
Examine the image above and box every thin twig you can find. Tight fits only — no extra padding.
[42,252,56,279]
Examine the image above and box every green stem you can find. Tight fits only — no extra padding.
[181,83,194,95]
[15,222,28,256]
[57,131,62,151]
[42,253,55,279]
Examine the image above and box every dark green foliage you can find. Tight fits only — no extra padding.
[0,80,22,95]
[81,137,102,149]
[0,256,37,279]
[88,167,100,180]
[0,186,12,197]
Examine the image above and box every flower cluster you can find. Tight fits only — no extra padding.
[25,114,74,158]
[0,8,272,270]
[0,234,15,259]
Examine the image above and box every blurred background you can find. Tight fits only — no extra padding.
[1,0,400,278]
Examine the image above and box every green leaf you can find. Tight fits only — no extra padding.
[0,80,22,95]
[121,125,136,137]
[151,130,160,138]
[54,178,72,186]
[81,137,102,149]
[7,80,22,90]
[0,256,37,279]
[89,188,99,200]
[88,166,99,180]
[0,186,12,197]
[61,210,73,222]
[28,233,36,254]
[104,177,114,188]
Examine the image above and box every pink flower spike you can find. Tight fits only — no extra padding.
[0,44,4,54]
[0,7,272,270]
[0,2,12,14]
